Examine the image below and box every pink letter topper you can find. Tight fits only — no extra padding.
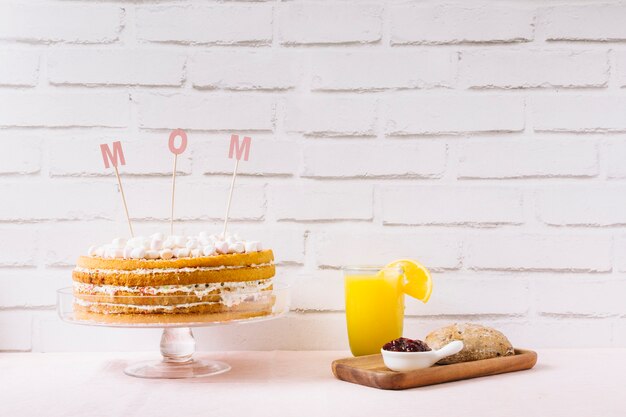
[168,129,188,155]
[99,141,133,237]
[222,134,251,238]
[100,141,126,168]
[228,134,251,161]
[168,129,187,235]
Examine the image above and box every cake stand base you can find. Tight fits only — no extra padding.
[124,327,231,379]
[57,285,291,379]
[124,358,231,379]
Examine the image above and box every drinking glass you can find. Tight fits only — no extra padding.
[343,265,406,356]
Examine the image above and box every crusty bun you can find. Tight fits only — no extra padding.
[425,323,515,364]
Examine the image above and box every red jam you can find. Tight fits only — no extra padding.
[382,337,431,352]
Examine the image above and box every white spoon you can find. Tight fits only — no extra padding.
[381,340,464,372]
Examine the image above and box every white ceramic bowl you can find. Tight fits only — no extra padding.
[381,340,464,372]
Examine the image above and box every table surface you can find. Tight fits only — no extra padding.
[0,350,622,417]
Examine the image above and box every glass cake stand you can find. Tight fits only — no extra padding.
[56,285,290,379]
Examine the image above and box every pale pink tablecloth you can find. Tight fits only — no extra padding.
[0,350,622,417]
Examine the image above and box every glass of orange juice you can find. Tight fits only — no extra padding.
[343,265,405,357]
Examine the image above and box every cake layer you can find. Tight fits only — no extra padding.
[76,250,274,271]
[73,263,275,286]
[73,299,273,324]
[74,297,271,313]
[73,279,273,307]
[73,278,273,297]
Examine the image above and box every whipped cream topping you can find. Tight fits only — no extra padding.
[87,232,263,261]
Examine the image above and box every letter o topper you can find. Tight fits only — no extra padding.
[168,129,188,155]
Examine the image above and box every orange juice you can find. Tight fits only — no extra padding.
[344,266,404,356]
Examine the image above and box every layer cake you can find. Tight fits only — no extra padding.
[72,233,275,324]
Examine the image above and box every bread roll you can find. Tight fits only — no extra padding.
[425,323,515,364]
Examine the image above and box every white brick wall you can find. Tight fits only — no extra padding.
[190,51,298,91]
[1,134,41,174]
[464,233,613,272]
[605,138,626,178]
[0,50,39,87]
[459,50,608,89]
[310,50,454,91]
[302,141,447,178]
[390,5,534,45]
[542,5,626,41]
[0,3,122,44]
[279,4,383,45]
[1,0,625,352]
[0,92,130,127]
[135,93,274,130]
[49,135,193,177]
[269,183,373,222]
[532,95,626,132]
[285,96,377,135]
[458,137,598,179]
[48,50,186,87]
[313,230,461,270]
[385,95,525,135]
[381,185,523,226]
[136,5,273,45]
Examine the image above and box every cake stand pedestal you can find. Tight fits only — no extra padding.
[124,327,231,378]
[57,285,289,379]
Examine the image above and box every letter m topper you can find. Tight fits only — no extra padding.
[228,134,251,161]
[100,141,126,169]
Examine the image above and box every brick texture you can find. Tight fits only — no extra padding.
[0,134,41,174]
[190,51,297,90]
[464,233,612,272]
[0,92,129,128]
[0,0,624,350]
[543,5,626,41]
[0,182,118,221]
[381,185,523,226]
[313,230,461,269]
[460,50,608,88]
[604,138,626,178]
[135,93,273,131]
[48,50,186,87]
[285,97,377,136]
[390,5,534,44]
[311,50,454,91]
[195,136,299,177]
[269,183,373,221]
[532,96,626,132]
[538,185,626,226]
[386,95,525,135]
[136,5,272,45]
[0,3,121,43]
[49,135,192,177]
[302,141,447,178]
[0,50,39,86]
[279,3,382,45]
[458,138,598,179]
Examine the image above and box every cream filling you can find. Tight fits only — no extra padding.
[75,291,265,310]
[73,279,273,298]
[74,262,273,275]
[75,298,221,311]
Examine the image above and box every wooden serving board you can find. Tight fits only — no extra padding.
[332,348,537,390]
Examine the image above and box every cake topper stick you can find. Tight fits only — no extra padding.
[100,141,134,237]
[222,134,251,238]
[168,129,188,236]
